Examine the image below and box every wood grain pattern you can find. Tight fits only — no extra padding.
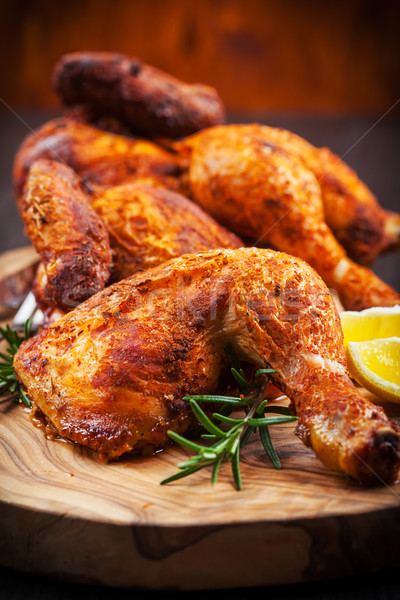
[1,0,399,114]
[0,248,400,590]
[0,246,38,280]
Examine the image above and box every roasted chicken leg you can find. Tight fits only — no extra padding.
[178,124,400,311]
[232,124,400,264]
[14,248,400,484]
[91,178,242,281]
[21,159,113,312]
[52,51,226,139]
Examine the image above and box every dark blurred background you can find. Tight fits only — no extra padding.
[1,0,400,114]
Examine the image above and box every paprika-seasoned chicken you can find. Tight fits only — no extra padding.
[178,124,400,311]
[232,124,400,265]
[14,248,400,484]
[13,118,400,311]
[21,159,113,312]
[12,55,400,313]
[91,178,242,281]
[48,51,400,265]
[20,158,242,312]
[52,51,226,139]
[13,116,184,201]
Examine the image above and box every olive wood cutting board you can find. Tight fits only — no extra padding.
[0,247,399,591]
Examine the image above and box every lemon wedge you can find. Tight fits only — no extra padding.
[346,337,400,403]
[340,305,400,348]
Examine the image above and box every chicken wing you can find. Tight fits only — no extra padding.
[178,124,400,311]
[14,247,399,484]
[52,51,226,139]
[20,159,113,312]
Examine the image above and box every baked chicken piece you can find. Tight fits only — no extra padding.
[91,178,242,281]
[52,51,226,139]
[48,51,399,264]
[20,158,242,313]
[14,247,400,484]
[13,116,184,201]
[231,124,400,265]
[21,159,113,312]
[12,62,399,312]
[178,124,400,311]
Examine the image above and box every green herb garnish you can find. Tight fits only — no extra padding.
[161,344,297,489]
[0,318,33,407]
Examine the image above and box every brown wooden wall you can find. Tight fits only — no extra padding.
[1,0,399,114]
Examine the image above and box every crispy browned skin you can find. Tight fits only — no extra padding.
[91,179,242,280]
[14,248,400,484]
[52,51,226,139]
[21,158,241,312]
[13,117,184,201]
[247,125,400,264]
[179,124,400,311]
[20,159,113,311]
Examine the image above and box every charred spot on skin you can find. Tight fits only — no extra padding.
[274,283,281,298]
[129,59,142,77]
[168,339,193,363]
[263,196,283,210]
[136,279,152,294]
[164,395,188,417]
[191,314,205,329]
[80,178,95,195]
[152,162,184,178]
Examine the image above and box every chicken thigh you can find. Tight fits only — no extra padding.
[14,248,400,484]
[91,178,242,281]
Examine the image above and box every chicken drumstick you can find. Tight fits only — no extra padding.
[14,248,400,484]
[20,159,113,312]
[52,51,226,139]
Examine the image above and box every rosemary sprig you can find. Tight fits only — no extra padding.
[161,344,298,489]
[0,318,33,407]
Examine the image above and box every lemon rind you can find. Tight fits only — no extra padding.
[340,304,400,318]
[347,338,400,404]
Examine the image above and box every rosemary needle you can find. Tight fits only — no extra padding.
[161,345,298,490]
[0,318,34,407]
